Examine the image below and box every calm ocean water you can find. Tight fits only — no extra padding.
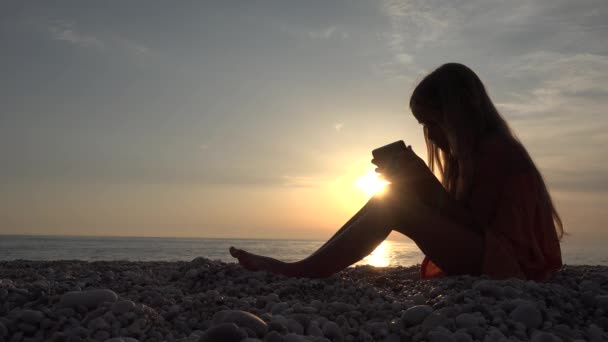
[0,234,606,267]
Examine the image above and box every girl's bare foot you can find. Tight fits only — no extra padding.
[229,247,286,274]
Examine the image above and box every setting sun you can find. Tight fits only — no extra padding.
[355,171,390,197]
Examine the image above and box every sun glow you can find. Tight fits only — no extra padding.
[355,170,389,197]
[359,240,392,267]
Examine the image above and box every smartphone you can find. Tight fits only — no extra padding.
[372,140,407,163]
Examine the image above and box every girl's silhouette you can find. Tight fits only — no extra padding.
[230,63,563,281]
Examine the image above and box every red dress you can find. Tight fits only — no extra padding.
[420,136,563,281]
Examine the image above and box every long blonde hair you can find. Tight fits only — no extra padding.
[410,63,564,239]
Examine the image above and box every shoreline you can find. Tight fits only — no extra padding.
[0,259,606,341]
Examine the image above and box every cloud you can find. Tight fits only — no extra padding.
[308,26,349,40]
[496,52,608,120]
[395,53,413,64]
[49,22,104,49]
[378,0,608,76]
[382,0,452,49]
[280,25,349,41]
[114,36,151,56]
[493,51,608,193]
[48,21,150,58]
[334,123,344,132]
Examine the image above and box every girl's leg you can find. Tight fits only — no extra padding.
[391,209,484,275]
[230,197,392,278]
[231,191,484,277]
[308,199,374,257]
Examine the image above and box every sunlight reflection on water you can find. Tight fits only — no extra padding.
[358,240,392,267]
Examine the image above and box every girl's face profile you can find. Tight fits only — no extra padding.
[424,121,449,151]
[412,103,450,152]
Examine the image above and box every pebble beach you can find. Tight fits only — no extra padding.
[1,259,607,342]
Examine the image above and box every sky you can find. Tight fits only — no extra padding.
[1,1,607,240]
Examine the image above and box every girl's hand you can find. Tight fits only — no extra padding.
[371,146,430,184]
[371,146,446,208]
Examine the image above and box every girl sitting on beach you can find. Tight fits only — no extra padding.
[230,63,564,282]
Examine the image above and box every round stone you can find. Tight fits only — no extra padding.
[402,305,433,326]
[263,331,284,342]
[453,331,473,342]
[412,294,426,305]
[186,268,199,278]
[287,319,303,334]
[213,310,268,337]
[201,323,247,342]
[60,289,118,309]
[531,332,561,342]
[510,302,542,329]
[330,302,353,313]
[596,295,608,311]
[88,317,109,331]
[472,280,504,298]
[0,322,7,338]
[112,300,136,315]
[18,310,44,324]
[422,313,451,331]
[284,333,309,342]
[271,302,289,314]
[307,323,323,337]
[588,324,604,342]
[322,321,343,341]
[455,313,478,329]
[428,330,456,342]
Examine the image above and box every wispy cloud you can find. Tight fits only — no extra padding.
[497,52,608,118]
[49,22,104,49]
[114,36,151,56]
[280,25,349,41]
[382,0,452,51]
[494,51,608,192]
[48,21,150,58]
[308,26,348,40]
[395,53,414,64]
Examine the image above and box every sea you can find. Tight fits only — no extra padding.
[1,234,607,267]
